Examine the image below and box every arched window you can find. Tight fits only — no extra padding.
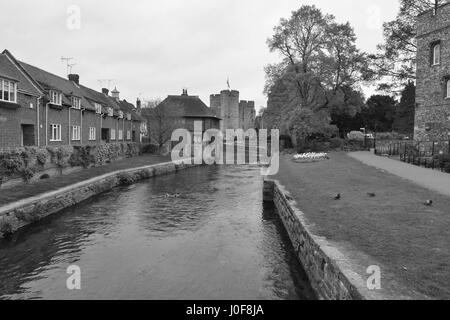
[433,43,441,66]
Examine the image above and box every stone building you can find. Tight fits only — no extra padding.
[0,49,144,149]
[210,89,256,133]
[415,3,450,141]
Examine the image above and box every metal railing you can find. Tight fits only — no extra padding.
[374,139,450,171]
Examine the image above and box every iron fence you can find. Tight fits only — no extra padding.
[374,139,450,172]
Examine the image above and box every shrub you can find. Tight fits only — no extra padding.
[69,146,95,168]
[21,167,36,182]
[36,150,48,166]
[142,143,159,154]
[330,138,345,149]
[347,131,365,141]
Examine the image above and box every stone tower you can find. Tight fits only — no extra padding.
[210,89,256,133]
[415,3,450,141]
[210,90,240,132]
[239,100,256,131]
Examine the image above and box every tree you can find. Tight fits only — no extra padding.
[141,102,183,149]
[265,5,370,143]
[329,86,366,137]
[370,0,447,91]
[392,82,416,135]
[362,95,397,132]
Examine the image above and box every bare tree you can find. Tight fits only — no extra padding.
[142,102,184,149]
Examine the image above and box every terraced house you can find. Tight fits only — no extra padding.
[0,49,145,149]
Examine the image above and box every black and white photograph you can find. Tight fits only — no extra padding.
[0,0,449,310]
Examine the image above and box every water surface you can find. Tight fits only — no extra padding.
[0,165,315,300]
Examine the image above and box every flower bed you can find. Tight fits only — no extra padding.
[293,152,329,163]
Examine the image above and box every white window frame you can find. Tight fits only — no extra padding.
[127,130,131,140]
[50,90,62,106]
[71,96,81,109]
[108,107,114,117]
[118,129,123,140]
[50,124,62,142]
[118,111,124,119]
[94,103,102,114]
[433,43,441,66]
[0,78,18,103]
[72,125,81,141]
[111,129,116,140]
[127,113,131,121]
[89,127,96,141]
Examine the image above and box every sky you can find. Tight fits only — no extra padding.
[0,0,400,112]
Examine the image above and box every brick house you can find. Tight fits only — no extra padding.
[415,3,450,141]
[0,49,144,149]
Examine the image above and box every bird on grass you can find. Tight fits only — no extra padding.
[367,193,376,198]
[424,200,433,206]
[334,193,341,200]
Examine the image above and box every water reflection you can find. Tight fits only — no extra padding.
[0,165,315,300]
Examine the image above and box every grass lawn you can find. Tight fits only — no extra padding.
[275,152,450,299]
[0,154,170,206]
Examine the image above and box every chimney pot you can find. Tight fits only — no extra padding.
[68,74,80,85]
[102,88,109,96]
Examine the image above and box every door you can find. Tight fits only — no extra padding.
[21,124,35,146]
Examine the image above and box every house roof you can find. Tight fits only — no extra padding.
[19,60,96,111]
[1,49,143,122]
[0,53,42,96]
[158,94,221,119]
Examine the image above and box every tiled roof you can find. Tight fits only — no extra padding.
[19,61,96,111]
[0,54,41,96]
[1,49,143,122]
[158,95,221,119]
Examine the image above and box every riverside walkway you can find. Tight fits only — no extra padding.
[349,151,450,197]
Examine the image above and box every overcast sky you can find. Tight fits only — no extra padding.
[1,0,400,111]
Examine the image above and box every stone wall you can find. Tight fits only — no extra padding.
[0,161,196,238]
[264,180,384,300]
[415,3,450,141]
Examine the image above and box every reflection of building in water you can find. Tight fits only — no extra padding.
[210,89,256,133]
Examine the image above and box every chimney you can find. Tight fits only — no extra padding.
[182,88,188,96]
[102,88,109,96]
[68,74,80,85]
[136,98,142,112]
[111,87,120,101]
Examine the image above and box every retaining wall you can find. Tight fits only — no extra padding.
[264,180,380,300]
[0,161,196,238]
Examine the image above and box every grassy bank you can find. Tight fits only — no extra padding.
[275,152,450,299]
[0,154,170,206]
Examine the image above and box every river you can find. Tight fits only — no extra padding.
[0,165,315,300]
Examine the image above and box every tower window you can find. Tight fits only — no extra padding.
[432,42,441,66]
[446,79,450,98]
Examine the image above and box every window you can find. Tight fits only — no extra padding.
[72,125,81,141]
[127,130,131,140]
[118,111,124,119]
[50,90,62,105]
[108,107,114,117]
[71,96,81,109]
[111,129,116,140]
[118,129,123,140]
[94,103,102,114]
[50,124,62,141]
[126,113,131,121]
[432,42,441,66]
[89,127,96,141]
[0,78,17,103]
[446,79,450,99]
